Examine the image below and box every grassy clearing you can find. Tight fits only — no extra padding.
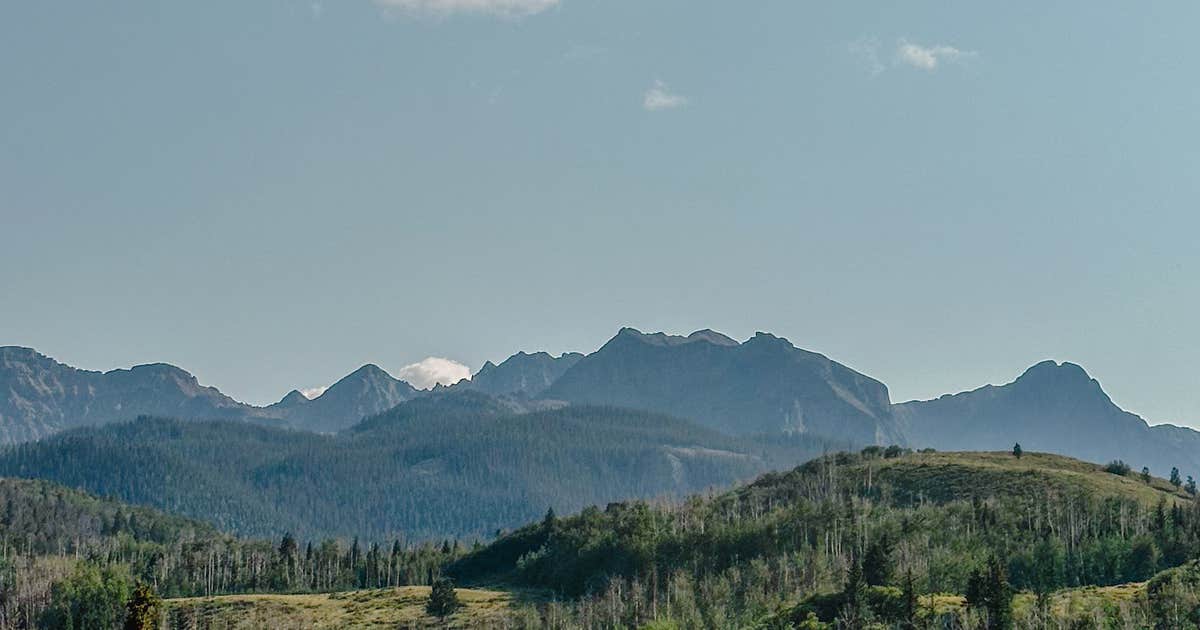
[165,586,536,629]
[920,581,1146,616]
[862,451,1190,506]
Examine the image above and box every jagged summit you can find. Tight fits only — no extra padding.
[614,327,739,348]
[274,390,311,407]
[545,327,898,443]
[466,350,583,397]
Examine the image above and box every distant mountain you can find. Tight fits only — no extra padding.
[0,346,267,443]
[0,390,841,540]
[895,360,1200,478]
[0,346,421,442]
[465,351,584,397]
[267,364,417,433]
[543,328,900,444]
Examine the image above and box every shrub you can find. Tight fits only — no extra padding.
[1104,460,1131,476]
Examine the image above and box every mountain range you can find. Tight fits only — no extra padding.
[3,327,1199,534]
[0,347,420,441]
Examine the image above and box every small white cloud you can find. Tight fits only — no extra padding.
[300,386,328,400]
[848,37,884,76]
[374,0,558,17]
[397,357,471,390]
[896,39,974,70]
[643,80,688,111]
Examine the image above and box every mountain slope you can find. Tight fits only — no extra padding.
[465,351,584,397]
[0,346,267,443]
[895,361,1200,478]
[267,364,417,433]
[543,328,900,443]
[0,391,838,540]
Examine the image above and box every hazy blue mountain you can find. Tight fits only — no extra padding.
[266,364,417,433]
[895,360,1200,477]
[543,328,900,444]
[0,347,419,441]
[0,390,841,539]
[465,351,584,397]
[0,346,267,443]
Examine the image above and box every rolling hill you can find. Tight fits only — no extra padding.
[450,448,1198,614]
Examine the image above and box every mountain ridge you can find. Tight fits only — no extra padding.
[896,359,1200,478]
[543,327,900,443]
[0,346,422,440]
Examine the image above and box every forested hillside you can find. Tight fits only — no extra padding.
[0,392,841,541]
[0,475,466,629]
[449,449,1200,627]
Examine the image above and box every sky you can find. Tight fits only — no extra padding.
[2,2,1198,425]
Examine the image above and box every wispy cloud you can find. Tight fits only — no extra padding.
[300,386,328,400]
[643,80,688,111]
[397,357,471,390]
[896,39,975,70]
[374,0,559,17]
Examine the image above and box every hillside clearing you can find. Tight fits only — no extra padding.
[165,586,533,629]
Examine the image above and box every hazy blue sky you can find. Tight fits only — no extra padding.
[3,2,1197,425]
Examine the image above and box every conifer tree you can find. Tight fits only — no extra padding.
[863,533,893,586]
[966,555,1012,630]
[426,577,461,619]
[901,568,919,629]
[1170,467,1182,489]
[1012,443,1022,459]
[123,583,162,630]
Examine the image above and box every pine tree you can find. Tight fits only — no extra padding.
[123,582,162,630]
[901,568,919,629]
[1142,467,1152,484]
[1012,443,1022,459]
[966,555,1012,630]
[426,577,462,619]
[840,558,872,625]
[984,555,1013,630]
[1170,467,1182,488]
[863,533,893,586]
[1186,476,1197,496]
